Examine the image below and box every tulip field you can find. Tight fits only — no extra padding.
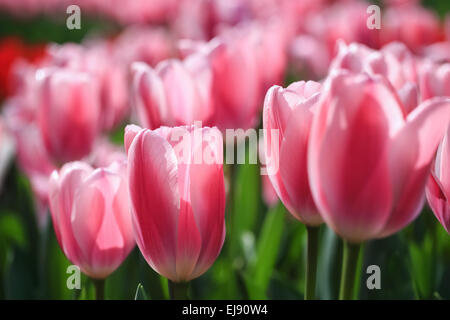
[1,0,450,303]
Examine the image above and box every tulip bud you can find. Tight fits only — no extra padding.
[49,161,134,279]
[131,53,213,129]
[263,81,323,225]
[308,71,450,242]
[125,124,225,282]
[37,68,101,163]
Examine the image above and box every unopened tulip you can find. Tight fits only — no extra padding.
[420,62,450,101]
[49,160,134,279]
[263,80,323,300]
[49,43,129,131]
[131,53,213,129]
[263,81,323,226]
[426,127,450,233]
[125,124,225,282]
[208,29,261,132]
[330,42,420,112]
[37,68,101,163]
[308,71,450,243]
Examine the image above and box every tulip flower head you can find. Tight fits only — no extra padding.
[49,160,134,279]
[263,80,323,226]
[131,54,213,129]
[308,70,450,243]
[37,68,101,163]
[125,124,225,282]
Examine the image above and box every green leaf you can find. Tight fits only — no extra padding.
[134,283,148,300]
[245,203,285,299]
[0,213,27,248]
[229,161,261,258]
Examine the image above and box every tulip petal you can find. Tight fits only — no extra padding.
[426,173,450,233]
[128,129,179,280]
[380,98,450,237]
[189,128,225,279]
[132,62,169,129]
[309,73,404,242]
[279,105,320,225]
[48,162,92,266]
[124,124,142,154]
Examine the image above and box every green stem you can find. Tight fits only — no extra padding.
[339,240,362,300]
[305,226,320,300]
[168,280,189,300]
[92,278,105,300]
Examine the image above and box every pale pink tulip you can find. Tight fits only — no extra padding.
[131,53,213,129]
[420,62,450,101]
[331,42,419,91]
[125,124,225,282]
[330,41,420,113]
[422,42,450,64]
[263,81,323,226]
[308,71,450,243]
[37,68,101,163]
[49,160,134,279]
[426,127,450,233]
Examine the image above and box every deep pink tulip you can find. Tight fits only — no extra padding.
[263,81,323,226]
[125,124,225,282]
[427,127,450,233]
[308,71,450,243]
[37,68,101,163]
[131,54,213,129]
[49,160,134,279]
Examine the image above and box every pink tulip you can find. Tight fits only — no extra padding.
[37,67,101,163]
[422,42,450,64]
[4,93,56,227]
[420,62,450,101]
[49,160,134,279]
[131,53,213,129]
[263,81,323,226]
[426,127,450,233]
[114,26,176,68]
[49,43,129,131]
[308,71,450,243]
[381,4,443,53]
[208,28,262,131]
[330,41,420,113]
[125,124,225,282]
[331,42,419,91]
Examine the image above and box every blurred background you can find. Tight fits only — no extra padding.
[0,0,450,300]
